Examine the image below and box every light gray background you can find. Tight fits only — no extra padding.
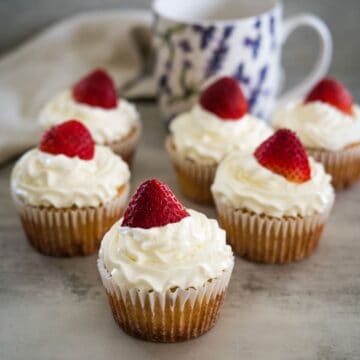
[1,1,360,359]
[0,0,359,95]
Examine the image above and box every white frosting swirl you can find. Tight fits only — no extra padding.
[11,146,130,208]
[38,90,140,144]
[273,101,360,151]
[99,209,234,293]
[170,105,273,163]
[211,151,334,217]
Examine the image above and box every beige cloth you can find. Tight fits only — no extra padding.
[0,10,155,164]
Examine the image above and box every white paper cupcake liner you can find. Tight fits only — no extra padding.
[308,145,360,190]
[214,197,333,264]
[165,137,217,205]
[12,185,129,257]
[107,124,142,166]
[97,258,233,342]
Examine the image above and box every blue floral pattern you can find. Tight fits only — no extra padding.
[233,63,250,85]
[254,18,262,29]
[206,25,234,76]
[244,34,262,59]
[269,14,277,50]
[178,39,192,53]
[192,25,216,49]
[248,65,269,111]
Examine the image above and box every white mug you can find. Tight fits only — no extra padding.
[152,0,332,121]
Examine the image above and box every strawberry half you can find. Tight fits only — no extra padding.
[72,68,118,109]
[199,76,248,120]
[122,179,189,229]
[39,120,95,160]
[304,77,353,115]
[254,129,311,183]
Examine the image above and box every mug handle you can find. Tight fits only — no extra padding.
[277,14,332,105]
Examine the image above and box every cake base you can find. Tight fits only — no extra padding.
[98,259,232,342]
[13,185,129,257]
[165,137,216,205]
[108,125,142,167]
[308,144,360,190]
[214,200,332,264]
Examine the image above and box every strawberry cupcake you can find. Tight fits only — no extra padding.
[273,77,360,189]
[212,129,335,264]
[166,76,273,205]
[39,69,141,166]
[98,179,234,342]
[11,120,130,256]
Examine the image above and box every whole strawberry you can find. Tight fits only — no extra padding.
[72,68,118,109]
[254,129,311,183]
[39,120,95,160]
[305,77,353,115]
[199,76,248,120]
[122,179,189,229]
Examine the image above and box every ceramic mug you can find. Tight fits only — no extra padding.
[152,0,332,121]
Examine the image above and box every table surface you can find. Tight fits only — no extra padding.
[1,101,360,359]
[1,1,360,359]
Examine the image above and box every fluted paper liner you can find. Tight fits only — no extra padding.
[107,124,142,167]
[308,145,360,190]
[12,185,129,257]
[165,137,217,205]
[98,258,233,342]
[214,198,333,264]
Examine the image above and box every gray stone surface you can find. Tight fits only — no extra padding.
[1,101,360,359]
[1,1,360,359]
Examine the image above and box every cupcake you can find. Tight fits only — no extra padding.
[273,77,360,189]
[98,179,234,342]
[166,76,272,205]
[11,120,130,257]
[212,129,335,264]
[39,69,141,166]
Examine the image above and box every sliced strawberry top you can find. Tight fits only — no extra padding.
[254,129,311,183]
[199,76,248,120]
[39,120,95,160]
[122,179,189,229]
[304,77,353,115]
[72,68,118,109]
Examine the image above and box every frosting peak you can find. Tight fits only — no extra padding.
[211,151,334,217]
[99,209,234,293]
[273,101,360,151]
[170,105,273,163]
[38,90,140,144]
[11,146,130,208]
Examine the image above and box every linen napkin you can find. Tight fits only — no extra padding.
[0,9,156,164]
